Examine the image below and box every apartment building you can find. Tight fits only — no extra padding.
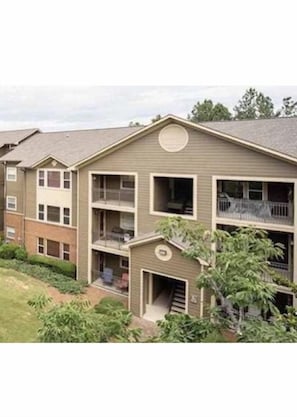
[2,115,297,321]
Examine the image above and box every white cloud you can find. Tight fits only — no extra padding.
[0,85,296,131]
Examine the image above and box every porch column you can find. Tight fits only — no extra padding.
[148,273,153,305]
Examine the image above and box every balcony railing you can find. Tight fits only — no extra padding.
[92,187,135,207]
[92,231,133,251]
[91,269,129,295]
[262,262,293,283]
[217,197,293,225]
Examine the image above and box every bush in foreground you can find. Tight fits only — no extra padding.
[28,254,76,278]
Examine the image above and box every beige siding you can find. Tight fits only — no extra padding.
[38,160,67,170]
[130,239,201,317]
[6,165,25,214]
[25,169,37,219]
[71,171,77,227]
[78,125,297,280]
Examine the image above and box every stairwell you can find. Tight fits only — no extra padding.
[170,281,186,313]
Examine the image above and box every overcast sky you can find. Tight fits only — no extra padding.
[1,85,297,132]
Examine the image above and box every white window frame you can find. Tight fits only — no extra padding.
[120,256,129,269]
[38,204,45,221]
[37,204,71,226]
[37,169,71,190]
[6,196,17,211]
[6,167,17,181]
[150,173,197,220]
[6,226,15,240]
[37,237,45,254]
[63,208,70,225]
[62,243,70,261]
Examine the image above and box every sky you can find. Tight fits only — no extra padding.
[1,85,297,132]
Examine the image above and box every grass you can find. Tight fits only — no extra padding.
[0,267,51,342]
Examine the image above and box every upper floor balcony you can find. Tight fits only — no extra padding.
[92,174,135,210]
[217,180,294,226]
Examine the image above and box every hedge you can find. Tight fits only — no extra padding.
[28,254,76,278]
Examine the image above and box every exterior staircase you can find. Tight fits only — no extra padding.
[170,281,186,313]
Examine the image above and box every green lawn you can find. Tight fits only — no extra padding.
[0,267,50,342]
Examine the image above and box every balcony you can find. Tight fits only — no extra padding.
[92,188,135,208]
[92,229,134,251]
[217,196,293,226]
[262,262,293,284]
[91,269,129,295]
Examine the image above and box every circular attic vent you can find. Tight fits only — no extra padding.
[158,124,189,152]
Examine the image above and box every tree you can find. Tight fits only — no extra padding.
[128,121,143,127]
[28,295,141,343]
[276,96,297,117]
[157,218,284,334]
[188,99,232,123]
[233,88,275,120]
[151,114,162,123]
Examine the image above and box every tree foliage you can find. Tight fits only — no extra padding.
[157,218,284,334]
[276,96,297,117]
[151,114,162,123]
[233,88,275,120]
[28,296,141,343]
[188,99,232,122]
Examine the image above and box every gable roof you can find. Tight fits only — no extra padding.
[0,128,39,148]
[201,117,297,161]
[70,114,297,169]
[124,232,208,266]
[0,126,142,168]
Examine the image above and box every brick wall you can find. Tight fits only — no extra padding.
[4,211,24,244]
[24,219,77,264]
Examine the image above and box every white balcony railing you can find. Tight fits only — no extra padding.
[217,197,293,225]
[92,231,133,251]
[262,262,292,283]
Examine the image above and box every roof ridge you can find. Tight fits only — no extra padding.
[40,125,145,134]
[202,116,297,124]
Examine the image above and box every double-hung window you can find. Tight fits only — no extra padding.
[7,167,17,181]
[7,196,17,211]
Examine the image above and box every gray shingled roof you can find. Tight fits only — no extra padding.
[0,126,142,167]
[0,128,38,148]
[201,117,297,159]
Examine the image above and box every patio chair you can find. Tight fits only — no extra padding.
[102,267,113,285]
[116,272,129,291]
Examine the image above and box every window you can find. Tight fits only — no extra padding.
[38,204,45,220]
[153,176,194,216]
[120,257,129,269]
[37,237,44,254]
[7,167,17,181]
[63,172,71,189]
[120,212,134,231]
[6,227,15,240]
[63,208,70,225]
[47,239,60,258]
[6,196,16,211]
[121,175,135,189]
[248,182,263,200]
[47,171,60,188]
[38,170,45,187]
[63,243,70,261]
[47,206,60,223]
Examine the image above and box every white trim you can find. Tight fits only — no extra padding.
[140,268,189,317]
[91,243,128,257]
[24,217,77,230]
[6,167,17,182]
[149,173,197,220]
[213,175,296,183]
[71,114,297,169]
[36,203,72,227]
[120,175,135,190]
[158,123,189,152]
[6,195,17,211]
[215,218,295,234]
[31,155,69,169]
[37,168,72,191]
[119,256,129,269]
[6,226,15,240]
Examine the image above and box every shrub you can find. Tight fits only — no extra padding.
[0,243,20,259]
[28,254,76,278]
[0,259,87,294]
[15,247,28,261]
[156,313,216,343]
[94,297,131,326]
